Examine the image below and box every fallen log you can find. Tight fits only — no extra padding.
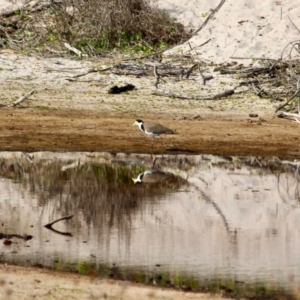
[152,88,234,100]
[12,89,35,107]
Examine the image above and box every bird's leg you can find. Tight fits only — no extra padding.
[151,137,154,156]
[151,156,157,167]
[160,137,165,159]
[160,137,164,149]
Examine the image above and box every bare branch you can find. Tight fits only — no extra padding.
[154,65,160,88]
[12,89,35,107]
[192,0,226,35]
[185,63,198,79]
[66,69,99,81]
[152,88,234,100]
[275,86,300,113]
[277,111,300,124]
[288,16,300,35]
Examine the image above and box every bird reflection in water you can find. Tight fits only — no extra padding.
[132,169,177,184]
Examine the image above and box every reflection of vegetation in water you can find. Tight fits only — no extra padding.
[203,278,279,298]
[76,261,95,275]
[1,154,300,299]
[108,267,291,299]
[215,156,300,202]
[0,156,187,236]
[33,252,290,299]
[1,252,292,299]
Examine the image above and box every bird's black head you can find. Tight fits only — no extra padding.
[135,119,143,123]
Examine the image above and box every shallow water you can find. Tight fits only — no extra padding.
[0,152,300,296]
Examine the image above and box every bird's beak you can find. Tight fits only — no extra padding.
[133,121,137,126]
[132,178,138,184]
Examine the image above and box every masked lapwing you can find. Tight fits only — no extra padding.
[133,119,174,151]
[132,169,175,184]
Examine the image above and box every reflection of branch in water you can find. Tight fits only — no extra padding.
[188,180,237,246]
[197,176,208,186]
[274,173,288,204]
[199,190,230,234]
[44,215,73,237]
[44,226,73,237]
[0,233,33,241]
[273,160,300,203]
[199,189,238,253]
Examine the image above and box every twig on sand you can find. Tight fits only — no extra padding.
[185,63,198,79]
[192,0,226,35]
[230,56,279,61]
[198,64,213,85]
[153,65,167,88]
[198,38,212,48]
[152,88,234,100]
[277,111,300,123]
[154,65,160,88]
[275,85,300,113]
[12,89,35,107]
[186,42,213,83]
[65,68,99,81]
[288,16,300,35]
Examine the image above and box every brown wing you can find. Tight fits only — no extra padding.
[143,122,174,134]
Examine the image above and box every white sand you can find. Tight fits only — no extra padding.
[1,0,300,64]
[157,0,300,63]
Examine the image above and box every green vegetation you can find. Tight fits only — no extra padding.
[1,0,190,55]
[51,0,188,53]
[50,261,297,299]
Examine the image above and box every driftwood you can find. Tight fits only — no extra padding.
[276,111,300,123]
[152,88,234,100]
[151,45,231,100]
[64,42,88,57]
[230,56,279,62]
[12,89,35,107]
[0,89,36,109]
[66,63,185,80]
[65,68,99,81]
[109,64,184,77]
[216,65,279,77]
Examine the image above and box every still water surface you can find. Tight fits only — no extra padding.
[0,152,300,296]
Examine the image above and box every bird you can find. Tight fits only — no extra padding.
[132,169,175,184]
[133,119,175,151]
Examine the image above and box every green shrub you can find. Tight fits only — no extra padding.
[50,0,189,52]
